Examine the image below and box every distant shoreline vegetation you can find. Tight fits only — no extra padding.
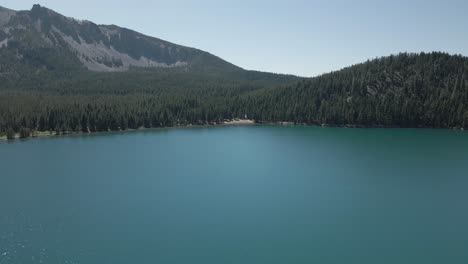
[1,5,467,140]
[1,119,466,142]
[1,52,468,140]
[0,119,256,141]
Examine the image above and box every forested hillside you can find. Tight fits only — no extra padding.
[0,66,297,135]
[1,52,468,138]
[242,52,468,128]
[1,5,468,139]
[0,4,298,138]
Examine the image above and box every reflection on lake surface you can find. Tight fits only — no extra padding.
[1,126,468,264]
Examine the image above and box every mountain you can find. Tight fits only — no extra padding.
[1,5,468,138]
[0,5,297,94]
[0,4,238,73]
[0,5,299,137]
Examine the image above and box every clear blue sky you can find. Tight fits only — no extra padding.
[3,0,468,77]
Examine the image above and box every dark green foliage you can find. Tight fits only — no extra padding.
[242,52,468,128]
[1,52,467,135]
[6,128,15,139]
[1,6,467,134]
[19,127,31,138]
[0,55,298,134]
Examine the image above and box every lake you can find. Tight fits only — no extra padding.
[1,125,468,264]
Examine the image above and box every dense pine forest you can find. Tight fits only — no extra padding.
[1,52,468,139]
[1,6,468,139]
[245,52,468,128]
[0,65,298,137]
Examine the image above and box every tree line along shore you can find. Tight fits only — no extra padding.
[1,52,468,140]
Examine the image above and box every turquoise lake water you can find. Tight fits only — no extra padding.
[1,125,468,264]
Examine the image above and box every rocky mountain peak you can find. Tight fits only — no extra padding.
[0,4,237,72]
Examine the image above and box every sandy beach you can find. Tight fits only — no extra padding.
[223,119,255,125]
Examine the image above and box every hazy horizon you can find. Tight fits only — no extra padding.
[3,0,468,77]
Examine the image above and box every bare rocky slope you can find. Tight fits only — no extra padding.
[1,5,467,135]
[0,4,239,72]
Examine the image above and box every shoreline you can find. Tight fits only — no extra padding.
[1,119,466,143]
[0,119,256,142]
